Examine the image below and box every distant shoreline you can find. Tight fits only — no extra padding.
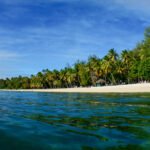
[1,83,150,93]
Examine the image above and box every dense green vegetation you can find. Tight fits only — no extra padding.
[0,27,150,89]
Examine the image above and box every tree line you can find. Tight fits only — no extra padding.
[0,27,150,89]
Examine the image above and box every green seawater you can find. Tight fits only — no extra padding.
[0,91,150,150]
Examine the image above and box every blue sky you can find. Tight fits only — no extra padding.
[0,0,150,78]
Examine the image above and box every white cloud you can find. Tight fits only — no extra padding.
[0,50,20,59]
[114,0,150,13]
[113,0,150,23]
[0,0,149,78]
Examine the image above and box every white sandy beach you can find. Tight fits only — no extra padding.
[1,83,150,93]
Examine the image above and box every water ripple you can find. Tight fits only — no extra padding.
[0,91,150,150]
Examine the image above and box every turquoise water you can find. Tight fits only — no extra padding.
[0,91,150,150]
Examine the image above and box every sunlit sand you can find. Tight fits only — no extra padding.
[2,83,150,93]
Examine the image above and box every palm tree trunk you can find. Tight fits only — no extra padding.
[127,64,129,84]
[111,73,116,85]
[105,76,107,85]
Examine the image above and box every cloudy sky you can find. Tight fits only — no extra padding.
[0,0,149,78]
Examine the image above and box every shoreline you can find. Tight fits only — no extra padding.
[1,83,150,93]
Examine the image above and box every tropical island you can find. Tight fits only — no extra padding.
[0,27,150,92]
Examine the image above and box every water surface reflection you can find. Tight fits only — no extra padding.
[0,91,150,150]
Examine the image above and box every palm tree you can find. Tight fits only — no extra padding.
[95,59,103,79]
[121,50,131,83]
[30,75,36,88]
[101,56,109,84]
[107,49,118,84]
[43,69,53,88]
[115,59,124,84]
[59,69,67,88]
[52,70,59,88]
[107,48,118,62]
[66,68,76,87]
[101,49,118,85]
[36,72,44,88]
[87,55,100,86]
[78,61,91,86]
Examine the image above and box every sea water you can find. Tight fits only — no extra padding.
[0,91,150,150]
